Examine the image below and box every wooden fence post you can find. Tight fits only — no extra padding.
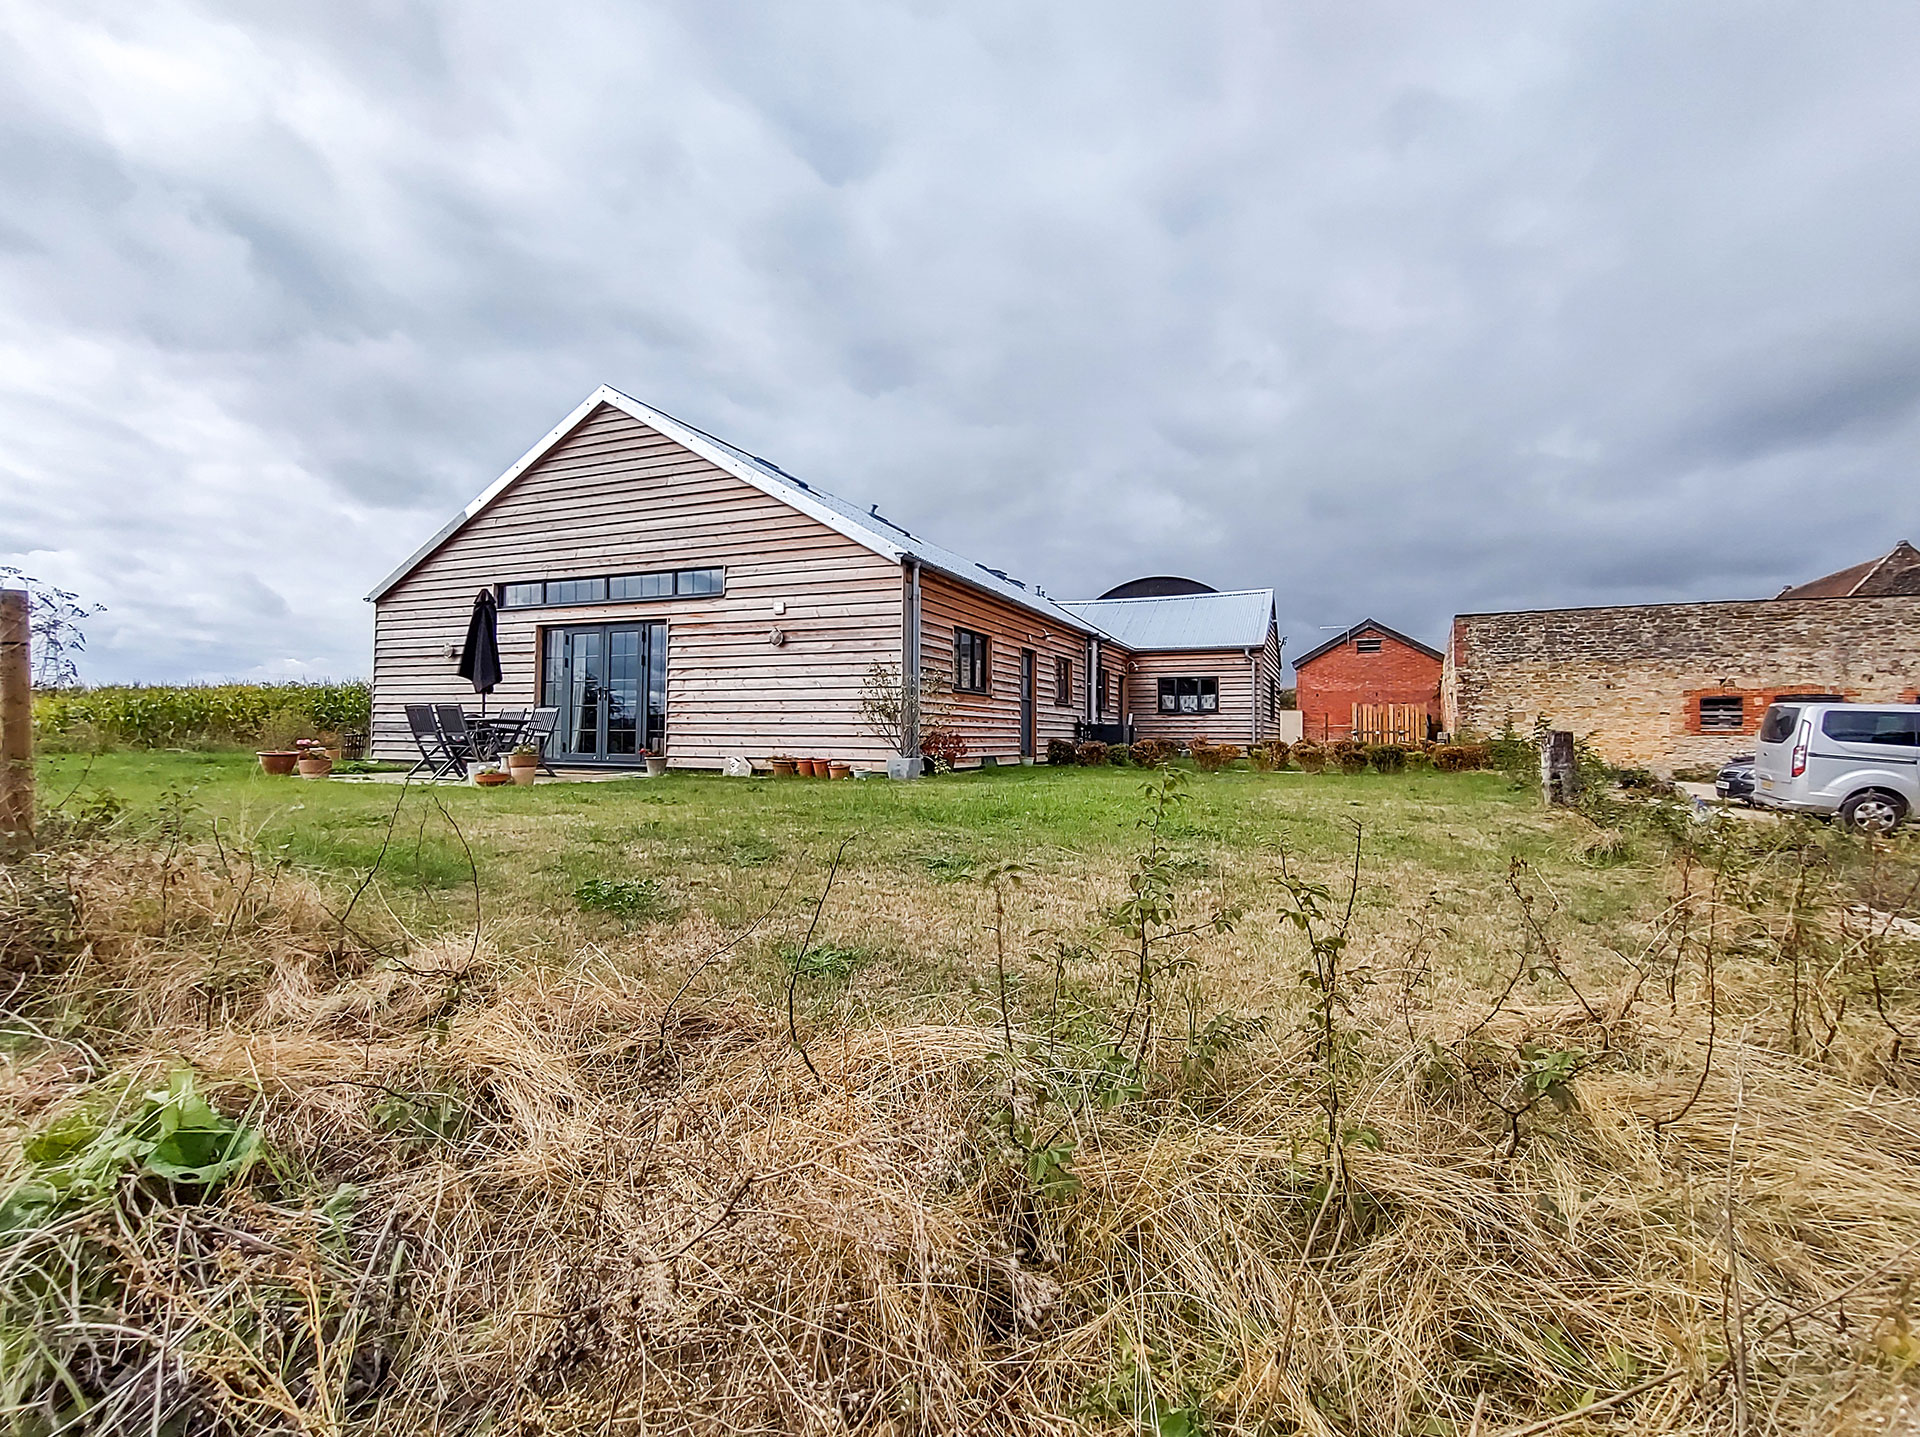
[1539,729,1580,807]
[0,587,30,860]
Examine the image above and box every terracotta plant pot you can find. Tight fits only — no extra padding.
[510,766,535,786]
[803,759,823,777]
[257,751,299,776]
[295,757,333,780]
[507,753,538,772]
[771,759,797,778]
[474,771,512,787]
[829,763,851,780]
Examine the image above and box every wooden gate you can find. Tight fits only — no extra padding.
[1352,703,1426,746]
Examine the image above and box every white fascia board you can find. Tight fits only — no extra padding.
[366,384,906,603]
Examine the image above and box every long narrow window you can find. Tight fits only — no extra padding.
[1096,664,1110,716]
[1054,656,1072,707]
[1158,676,1219,715]
[954,629,990,694]
[499,567,726,608]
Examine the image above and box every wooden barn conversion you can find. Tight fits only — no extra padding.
[367,387,1281,770]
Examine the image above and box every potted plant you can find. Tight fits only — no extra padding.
[507,743,540,785]
[294,738,334,780]
[642,746,668,777]
[770,755,798,778]
[828,761,851,780]
[473,762,512,787]
[257,749,299,776]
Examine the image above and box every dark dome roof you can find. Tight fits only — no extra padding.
[1096,575,1218,600]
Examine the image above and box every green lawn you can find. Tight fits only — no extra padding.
[34,749,1659,1024]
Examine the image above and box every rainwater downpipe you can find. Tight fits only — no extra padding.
[902,558,922,757]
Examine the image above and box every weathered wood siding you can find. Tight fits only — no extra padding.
[1127,646,1266,747]
[371,402,906,767]
[917,570,1092,762]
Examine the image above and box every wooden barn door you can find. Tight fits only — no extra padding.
[1352,703,1425,746]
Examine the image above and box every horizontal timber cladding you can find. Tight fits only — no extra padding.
[1125,647,1267,747]
[1442,594,1920,771]
[371,401,907,768]
[917,569,1093,763]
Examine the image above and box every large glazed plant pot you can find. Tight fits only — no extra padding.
[258,751,299,776]
[295,757,333,780]
[510,766,535,786]
[645,756,668,777]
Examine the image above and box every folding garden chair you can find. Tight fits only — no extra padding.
[432,705,481,768]
[524,707,561,776]
[405,704,466,780]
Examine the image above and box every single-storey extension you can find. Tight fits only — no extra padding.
[367,386,1281,769]
[1443,544,1920,771]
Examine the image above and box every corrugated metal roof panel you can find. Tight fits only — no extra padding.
[1061,590,1275,651]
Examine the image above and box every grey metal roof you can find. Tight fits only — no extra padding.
[369,385,1102,638]
[1061,590,1276,651]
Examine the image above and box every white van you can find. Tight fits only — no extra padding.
[1752,701,1920,833]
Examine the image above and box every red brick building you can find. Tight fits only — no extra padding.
[1293,619,1443,742]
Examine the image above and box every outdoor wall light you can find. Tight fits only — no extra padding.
[767,627,787,647]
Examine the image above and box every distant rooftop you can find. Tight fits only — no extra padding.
[1062,589,1275,651]
[1096,575,1217,600]
[1776,540,1920,600]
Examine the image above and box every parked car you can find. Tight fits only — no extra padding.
[1752,701,1920,833]
[1714,754,1756,804]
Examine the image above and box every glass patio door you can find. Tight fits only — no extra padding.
[542,623,666,761]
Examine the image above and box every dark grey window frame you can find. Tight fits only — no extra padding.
[498,567,726,609]
[954,628,991,694]
[1158,676,1219,715]
[1053,655,1073,707]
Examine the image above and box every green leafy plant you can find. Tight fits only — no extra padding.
[780,940,867,980]
[1,1071,262,1229]
[1328,740,1368,775]
[1292,739,1327,773]
[574,876,671,921]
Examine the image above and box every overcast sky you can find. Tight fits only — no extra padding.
[5,2,1919,683]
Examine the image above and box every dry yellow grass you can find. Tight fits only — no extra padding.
[3,800,1919,1435]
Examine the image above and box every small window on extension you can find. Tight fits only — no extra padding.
[1354,637,1383,653]
[1157,676,1219,714]
[1054,655,1072,707]
[1698,695,1745,731]
[675,568,724,596]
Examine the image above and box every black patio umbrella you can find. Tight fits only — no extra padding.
[456,588,503,715]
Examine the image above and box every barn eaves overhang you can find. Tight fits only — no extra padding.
[365,385,1111,642]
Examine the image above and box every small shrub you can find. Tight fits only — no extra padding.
[1075,741,1109,766]
[1434,743,1492,772]
[1130,738,1177,767]
[920,726,968,773]
[574,877,670,921]
[1329,740,1368,774]
[1046,738,1076,766]
[1107,744,1128,766]
[1367,743,1406,774]
[1248,739,1290,772]
[1292,739,1327,773]
[1192,742,1241,773]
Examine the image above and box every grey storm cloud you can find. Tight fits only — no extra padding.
[3,0,1919,682]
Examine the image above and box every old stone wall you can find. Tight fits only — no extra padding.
[1442,595,1920,771]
